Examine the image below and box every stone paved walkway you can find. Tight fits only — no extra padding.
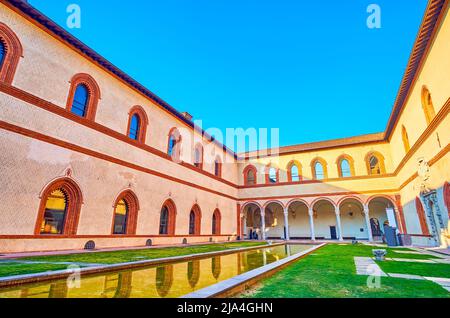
[353,256,450,293]
[354,257,387,276]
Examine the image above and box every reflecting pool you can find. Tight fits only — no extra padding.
[0,244,313,298]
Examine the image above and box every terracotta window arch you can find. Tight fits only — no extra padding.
[311,157,328,180]
[193,143,204,169]
[159,199,177,235]
[243,165,257,185]
[421,86,436,125]
[365,151,386,175]
[214,156,222,177]
[401,125,411,154]
[265,165,279,184]
[127,105,148,143]
[0,23,23,84]
[415,197,430,235]
[336,155,355,178]
[66,73,101,121]
[167,127,182,162]
[287,160,302,182]
[189,204,202,235]
[35,177,83,235]
[212,209,221,235]
[112,190,139,235]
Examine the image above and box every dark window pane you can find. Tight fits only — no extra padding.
[215,160,220,176]
[128,114,140,140]
[71,84,89,117]
[159,207,168,234]
[189,211,195,234]
[369,156,380,175]
[0,41,5,69]
[212,213,217,234]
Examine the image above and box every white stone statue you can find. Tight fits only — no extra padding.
[416,157,431,193]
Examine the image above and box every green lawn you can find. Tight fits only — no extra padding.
[0,262,71,278]
[241,244,449,298]
[377,261,450,279]
[15,241,267,265]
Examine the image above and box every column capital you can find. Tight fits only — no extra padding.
[308,207,314,216]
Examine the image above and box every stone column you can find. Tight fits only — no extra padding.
[261,210,266,240]
[308,207,316,241]
[363,205,373,242]
[241,213,247,239]
[335,206,344,241]
[283,207,290,240]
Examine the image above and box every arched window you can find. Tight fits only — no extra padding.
[126,106,148,143]
[159,199,176,235]
[112,190,139,235]
[36,178,83,235]
[401,125,411,154]
[212,209,221,235]
[167,128,181,161]
[0,23,23,84]
[189,204,202,235]
[71,84,89,117]
[66,73,101,121]
[311,158,327,180]
[365,152,386,175]
[113,199,128,234]
[265,165,279,184]
[337,155,354,178]
[193,143,203,169]
[243,165,257,186]
[287,161,301,182]
[214,157,222,177]
[421,86,436,125]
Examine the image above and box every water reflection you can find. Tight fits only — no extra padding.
[0,244,312,298]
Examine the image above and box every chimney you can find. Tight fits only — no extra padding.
[181,112,193,121]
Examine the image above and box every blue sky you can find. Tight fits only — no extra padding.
[29,0,428,151]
